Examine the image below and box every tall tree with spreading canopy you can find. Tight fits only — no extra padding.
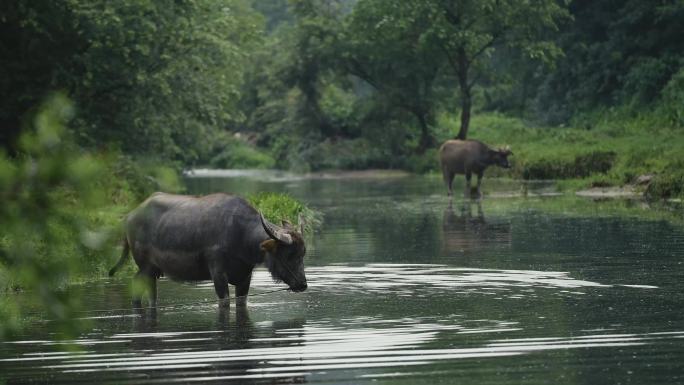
[430,0,569,139]
[344,0,443,152]
[0,0,262,162]
[348,0,569,140]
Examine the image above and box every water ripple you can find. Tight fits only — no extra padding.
[3,324,681,383]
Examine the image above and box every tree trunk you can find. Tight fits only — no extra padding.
[457,89,471,140]
[415,110,435,153]
[455,49,471,140]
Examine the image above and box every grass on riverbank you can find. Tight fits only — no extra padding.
[434,111,684,200]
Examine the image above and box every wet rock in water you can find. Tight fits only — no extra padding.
[634,174,655,185]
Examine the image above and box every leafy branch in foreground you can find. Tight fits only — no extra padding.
[0,94,111,340]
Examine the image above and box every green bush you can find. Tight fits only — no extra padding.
[304,138,386,171]
[247,192,320,234]
[521,151,616,180]
[0,94,110,339]
[659,67,684,128]
[405,148,439,173]
[0,95,188,340]
[207,133,275,169]
[645,165,684,200]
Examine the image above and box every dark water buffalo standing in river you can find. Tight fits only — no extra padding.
[439,139,512,198]
[108,192,308,307]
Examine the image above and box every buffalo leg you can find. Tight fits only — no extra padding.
[464,172,472,198]
[210,268,229,308]
[149,277,157,308]
[235,272,252,307]
[443,168,455,197]
[132,270,154,308]
[475,171,484,198]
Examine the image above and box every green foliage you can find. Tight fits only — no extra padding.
[0,94,188,340]
[0,94,108,339]
[659,67,684,127]
[1,0,263,163]
[107,154,183,202]
[247,192,319,234]
[206,132,275,169]
[520,151,616,180]
[400,148,439,174]
[236,0,571,169]
[3,0,681,176]
[533,0,684,126]
[646,169,684,200]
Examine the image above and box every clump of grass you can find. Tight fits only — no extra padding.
[519,151,616,180]
[247,192,320,234]
[646,168,684,200]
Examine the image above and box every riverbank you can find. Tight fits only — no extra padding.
[438,112,684,200]
[215,111,683,200]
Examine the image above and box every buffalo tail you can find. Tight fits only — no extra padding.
[108,239,130,277]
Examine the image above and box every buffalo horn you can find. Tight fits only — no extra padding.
[260,214,293,244]
[298,213,305,235]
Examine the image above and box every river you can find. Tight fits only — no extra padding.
[2,171,683,384]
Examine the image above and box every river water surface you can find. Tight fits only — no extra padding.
[2,171,684,384]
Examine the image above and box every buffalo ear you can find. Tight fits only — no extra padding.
[260,239,278,253]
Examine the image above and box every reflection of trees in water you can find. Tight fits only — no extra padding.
[441,201,512,255]
[130,305,307,384]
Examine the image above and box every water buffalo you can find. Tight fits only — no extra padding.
[439,139,512,198]
[108,192,308,307]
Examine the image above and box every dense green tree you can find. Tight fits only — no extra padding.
[0,2,80,153]
[239,0,356,169]
[341,0,569,140]
[343,0,442,152]
[4,0,681,173]
[534,0,684,126]
[424,0,569,139]
[1,0,261,162]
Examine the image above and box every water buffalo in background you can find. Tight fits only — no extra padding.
[108,192,308,307]
[439,139,512,198]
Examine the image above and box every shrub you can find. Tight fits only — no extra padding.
[0,94,110,338]
[645,162,684,200]
[206,132,275,169]
[247,192,320,234]
[659,67,684,128]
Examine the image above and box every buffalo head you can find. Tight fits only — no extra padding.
[260,215,308,292]
[491,146,512,169]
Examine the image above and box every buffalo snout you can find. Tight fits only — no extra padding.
[291,281,308,292]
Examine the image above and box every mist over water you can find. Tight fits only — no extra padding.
[2,172,684,384]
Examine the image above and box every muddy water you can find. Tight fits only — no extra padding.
[2,171,684,384]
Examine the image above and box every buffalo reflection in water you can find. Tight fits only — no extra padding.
[127,304,307,384]
[441,200,512,255]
